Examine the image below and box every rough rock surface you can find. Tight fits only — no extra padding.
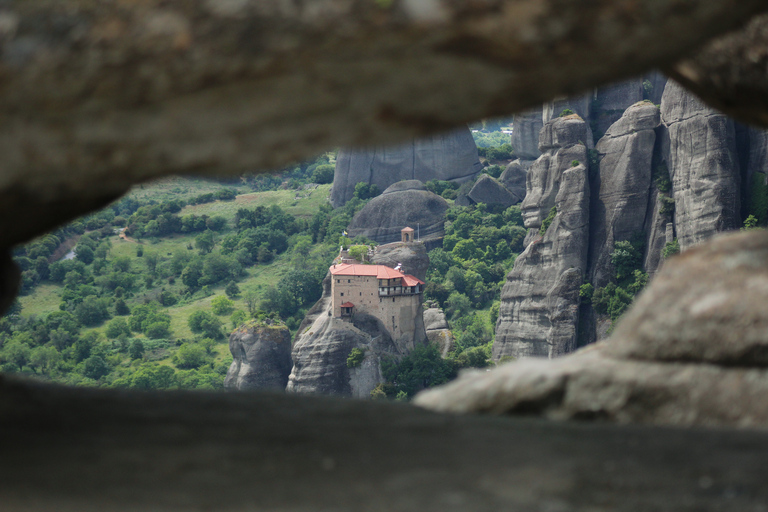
[288,243,429,397]
[331,128,482,207]
[423,308,454,357]
[499,161,528,200]
[494,115,590,361]
[590,79,646,138]
[511,107,544,161]
[287,312,397,398]
[661,81,741,250]
[588,102,661,288]
[467,174,521,208]
[224,320,292,391]
[606,231,768,365]
[372,241,429,281]
[418,230,768,429]
[346,181,449,246]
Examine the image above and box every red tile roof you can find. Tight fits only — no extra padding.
[402,275,425,286]
[340,302,355,308]
[401,226,415,232]
[330,263,425,285]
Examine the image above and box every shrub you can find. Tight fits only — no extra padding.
[311,164,335,184]
[579,283,594,303]
[175,343,208,370]
[539,207,557,236]
[211,296,235,316]
[571,160,580,167]
[346,348,365,368]
[662,239,680,258]
[560,108,574,117]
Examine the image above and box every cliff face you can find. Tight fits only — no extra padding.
[346,181,449,247]
[287,243,428,397]
[224,320,293,391]
[496,76,768,361]
[330,127,483,207]
[588,102,661,288]
[661,80,741,250]
[494,116,590,360]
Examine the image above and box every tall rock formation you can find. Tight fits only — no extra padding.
[494,76,766,360]
[588,101,661,288]
[287,242,429,397]
[224,320,293,391]
[346,180,449,247]
[330,127,483,207]
[494,115,590,360]
[660,80,741,250]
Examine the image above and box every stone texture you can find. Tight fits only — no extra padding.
[287,313,397,398]
[511,107,544,161]
[416,345,768,429]
[9,374,768,512]
[346,181,449,246]
[661,81,741,250]
[331,128,483,207]
[0,1,764,257]
[494,115,590,361]
[606,230,768,365]
[587,102,661,288]
[418,230,768,430]
[224,320,292,391]
[670,13,768,128]
[499,161,528,200]
[467,174,521,208]
[371,240,430,282]
[590,79,646,139]
[423,307,454,357]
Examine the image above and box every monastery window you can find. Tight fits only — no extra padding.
[392,298,395,303]
[336,279,340,283]
[360,292,362,296]
[348,279,351,283]
[340,293,344,297]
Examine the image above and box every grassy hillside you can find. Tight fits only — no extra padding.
[4,175,343,390]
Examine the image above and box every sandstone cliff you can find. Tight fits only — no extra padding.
[346,180,449,247]
[330,127,483,207]
[494,115,590,360]
[224,320,293,391]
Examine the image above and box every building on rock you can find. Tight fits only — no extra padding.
[330,263,425,343]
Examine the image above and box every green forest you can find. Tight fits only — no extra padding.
[0,133,529,395]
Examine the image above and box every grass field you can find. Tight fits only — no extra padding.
[180,184,332,220]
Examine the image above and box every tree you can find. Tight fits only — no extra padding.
[211,296,235,316]
[225,281,241,298]
[129,339,145,360]
[105,318,131,339]
[311,164,335,184]
[30,346,61,374]
[195,230,216,254]
[114,298,131,316]
[188,311,223,339]
[1,340,31,370]
[230,310,247,329]
[175,343,208,370]
[244,290,259,318]
[144,251,159,275]
[75,244,94,264]
[75,296,111,327]
[83,355,110,380]
[128,365,177,390]
[206,215,228,231]
[145,321,171,339]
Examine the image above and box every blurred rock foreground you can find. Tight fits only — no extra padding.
[4,2,768,511]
